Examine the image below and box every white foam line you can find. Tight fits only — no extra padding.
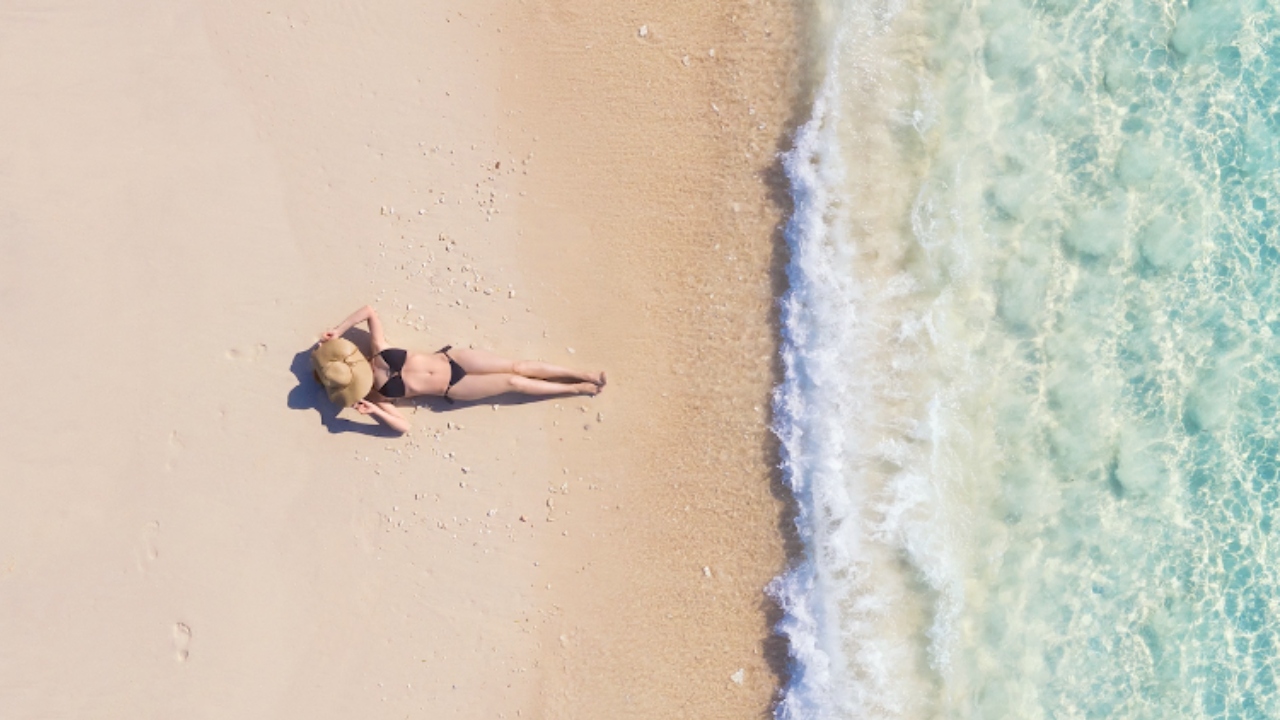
[769,2,973,717]
[770,11,903,717]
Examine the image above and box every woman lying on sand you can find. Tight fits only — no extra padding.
[312,305,605,433]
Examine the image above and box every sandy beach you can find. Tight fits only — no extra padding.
[0,1,800,717]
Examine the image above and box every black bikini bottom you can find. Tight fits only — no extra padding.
[438,345,467,402]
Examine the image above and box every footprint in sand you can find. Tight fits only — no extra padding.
[225,343,268,362]
[164,431,183,472]
[135,521,160,573]
[172,622,192,662]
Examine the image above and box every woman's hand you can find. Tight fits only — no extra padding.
[351,399,410,434]
[320,305,387,352]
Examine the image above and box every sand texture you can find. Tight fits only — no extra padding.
[0,1,800,717]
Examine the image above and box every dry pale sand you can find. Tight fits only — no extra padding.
[0,1,802,718]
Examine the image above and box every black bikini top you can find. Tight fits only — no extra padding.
[374,348,409,398]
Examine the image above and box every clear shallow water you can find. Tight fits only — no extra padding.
[772,0,1280,718]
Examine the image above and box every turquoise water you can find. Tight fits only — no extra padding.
[773,0,1280,717]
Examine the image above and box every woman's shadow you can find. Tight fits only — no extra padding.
[287,330,552,435]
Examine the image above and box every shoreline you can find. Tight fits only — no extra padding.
[0,1,806,716]
[500,0,806,715]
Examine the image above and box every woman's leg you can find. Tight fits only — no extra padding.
[445,373,599,402]
[448,348,605,385]
[513,360,606,386]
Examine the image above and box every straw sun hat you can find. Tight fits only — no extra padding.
[311,338,373,407]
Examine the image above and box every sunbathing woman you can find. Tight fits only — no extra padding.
[312,305,606,434]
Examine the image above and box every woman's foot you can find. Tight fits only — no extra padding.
[594,371,607,388]
[575,382,601,396]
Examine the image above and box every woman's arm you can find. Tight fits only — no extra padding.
[322,305,389,352]
[354,400,411,434]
